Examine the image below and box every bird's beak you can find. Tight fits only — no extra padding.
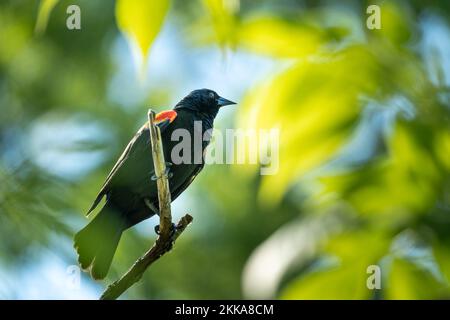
[217,96,236,107]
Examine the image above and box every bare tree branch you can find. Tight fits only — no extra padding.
[100,110,193,300]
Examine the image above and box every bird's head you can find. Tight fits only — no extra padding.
[175,89,236,117]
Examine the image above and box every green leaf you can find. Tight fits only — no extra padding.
[202,0,239,48]
[35,0,59,34]
[432,243,450,286]
[280,261,372,299]
[238,15,347,58]
[325,230,391,263]
[433,128,450,171]
[115,0,170,72]
[238,46,380,205]
[280,229,390,299]
[385,258,449,299]
[368,2,413,46]
[319,121,444,216]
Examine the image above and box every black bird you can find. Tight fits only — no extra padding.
[74,89,236,279]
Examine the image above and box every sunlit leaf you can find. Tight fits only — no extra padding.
[238,15,347,58]
[202,0,239,48]
[0,12,31,64]
[385,258,449,299]
[115,0,170,73]
[197,4,348,56]
[281,262,370,299]
[239,46,381,205]
[35,0,59,34]
[368,2,413,46]
[325,230,391,263]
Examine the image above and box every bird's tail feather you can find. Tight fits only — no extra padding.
[74,202,125,280]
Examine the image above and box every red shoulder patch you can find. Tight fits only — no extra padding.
[155,110,177,124]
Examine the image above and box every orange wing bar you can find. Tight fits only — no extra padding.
[155,110,177,124]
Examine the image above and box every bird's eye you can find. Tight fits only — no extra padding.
[209,92,215,99]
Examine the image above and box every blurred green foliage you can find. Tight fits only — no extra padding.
[0,0,449,299]
[115,0,169,73]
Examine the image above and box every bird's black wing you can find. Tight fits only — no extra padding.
[86,116,175,215]
[170,163,205,202]
[170,122,210,202]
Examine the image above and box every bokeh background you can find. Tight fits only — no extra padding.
[0,0,449,299]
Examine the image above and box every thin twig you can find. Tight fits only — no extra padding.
[99,110,193,300]
[99,214,192,300]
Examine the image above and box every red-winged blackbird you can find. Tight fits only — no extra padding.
[74,89,236,279]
